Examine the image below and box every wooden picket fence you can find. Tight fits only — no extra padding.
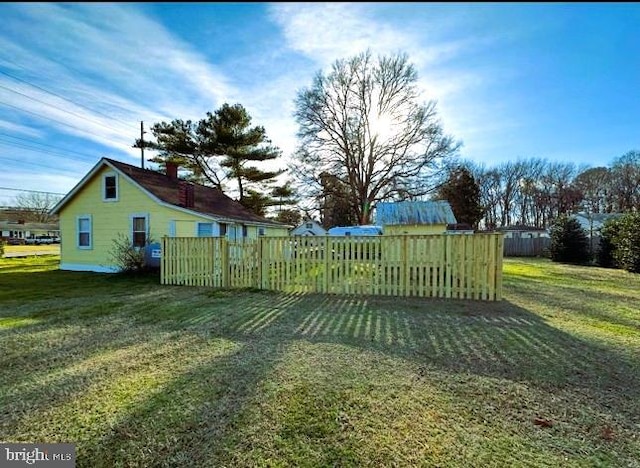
[161,233,504,301]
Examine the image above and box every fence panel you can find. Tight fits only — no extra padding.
[161,233,504,301]
[503,237,550,257]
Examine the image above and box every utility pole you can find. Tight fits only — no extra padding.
[140,121,146,169]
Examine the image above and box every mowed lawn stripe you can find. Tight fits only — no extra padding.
[0,256,638,467]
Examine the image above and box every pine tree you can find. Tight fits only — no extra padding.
[549,215,591,264]
[137,103,287,215]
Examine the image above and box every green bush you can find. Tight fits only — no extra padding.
[613,213,640,273]
[597,218,622,269]
[549,215,591,264]
[0,240,4,258]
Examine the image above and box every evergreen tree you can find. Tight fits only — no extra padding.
[436,166,484,228]
[613,213,640,273]
[319,172,358,228]
[136,103,286,215]
[549,215,591,264]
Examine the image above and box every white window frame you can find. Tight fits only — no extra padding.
[196,222,215,237]
[102,172,119,202]
[130,213,149,248]
[77,215,92,249]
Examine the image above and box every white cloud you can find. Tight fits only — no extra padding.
[267,2,525,169]
[0,3,239,168]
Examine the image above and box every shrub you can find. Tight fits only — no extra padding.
[614,213,640,273]
[0,240,4,258]
[549,215,591,264]
[597,217,622,269]
[108,233,155,274]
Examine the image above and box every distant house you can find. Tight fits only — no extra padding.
[327,225,382,236]
[50,157,289,273]
[290,219,327,236]
[497,225,549,239]
[375,200,457,235]
[573,212,625,237]
[0,221,60,243]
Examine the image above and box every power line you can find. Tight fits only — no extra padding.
[0,83,131,134]
[0,64,138,130]
[0,99,118,139]
[0,132,99,160]
[0,138,95,163]
[0,186,65,195]
[1,153,86,173]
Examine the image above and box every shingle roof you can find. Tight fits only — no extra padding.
[52,157,285,227]
[375,201,457,225]
[104,158,285,226]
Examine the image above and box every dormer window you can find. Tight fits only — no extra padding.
[103,173,118,201]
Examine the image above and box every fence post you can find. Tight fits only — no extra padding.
[323,236,330,294]
[495,233,504,301]
[257,237,263,289]
[401,235,408,296]
[221,238,229,288]
[160,236,166,284]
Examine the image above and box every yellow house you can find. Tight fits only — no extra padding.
[51,157,289,272]
[375,201,457,235]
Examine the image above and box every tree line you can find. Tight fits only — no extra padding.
[460,150,640,229]
[130,49,638,232]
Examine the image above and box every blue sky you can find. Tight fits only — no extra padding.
[1,2,639,206]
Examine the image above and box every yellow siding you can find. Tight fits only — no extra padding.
[383,224,447,235]
[59,165,286,271]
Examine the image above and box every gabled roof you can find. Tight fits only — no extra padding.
[51,158,286,227]
[375,201,457,225]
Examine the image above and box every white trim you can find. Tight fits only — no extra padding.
[77,214,92,250]
[60,263,119,273]
[102,171,119,202]
[130,212,149,247]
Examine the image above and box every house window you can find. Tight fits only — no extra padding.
[219,223,227,236]
[197,223,214,237]
[242,225,248,238]
[103,173,118,201]
[305,223,313,229]
[258,227,265,236]
[77,215,92,249]
[131,215,148,248]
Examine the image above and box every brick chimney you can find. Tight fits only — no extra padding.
[166,161,178,179]
[178,182,195,208]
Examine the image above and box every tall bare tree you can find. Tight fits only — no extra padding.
[609,150,640,212]
[292,50,460,224]
[13,192,61,223]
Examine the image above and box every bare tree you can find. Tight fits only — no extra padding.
[574,166,611,214]
[609,150,640,212]
[292,50,460,224]
[14,192,61,223]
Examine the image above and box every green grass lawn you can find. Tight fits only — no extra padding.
[1,255,639,467]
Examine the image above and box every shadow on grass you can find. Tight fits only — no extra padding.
[76,292,639,465]
[2,280,639,466]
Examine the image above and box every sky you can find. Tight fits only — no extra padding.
[0,2,639,206]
